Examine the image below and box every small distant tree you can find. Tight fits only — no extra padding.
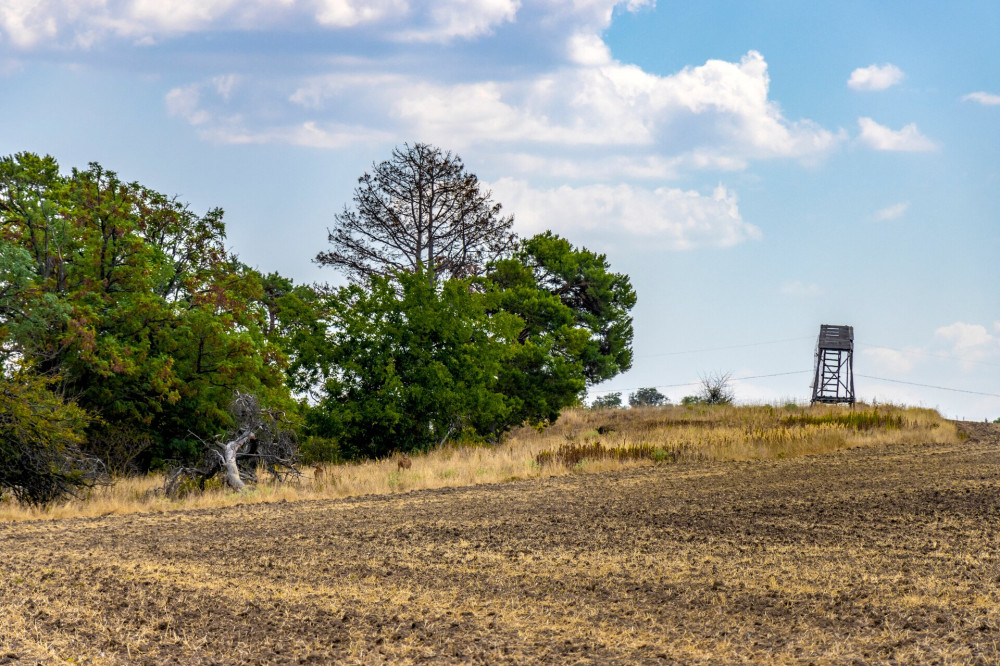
[681,395,703,406]
[629,387,667,408]
[592,392,623,409]
[699,371,735,405]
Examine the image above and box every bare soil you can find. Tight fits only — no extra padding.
[2,423,999,664]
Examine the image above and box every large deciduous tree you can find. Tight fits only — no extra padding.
[307,270,524,458]
[316,143,516,285]
[0,152,295,470]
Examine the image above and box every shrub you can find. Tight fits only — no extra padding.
[0,372,101,505]
[592,393,623,409]
[629,387,668,408]
[299,436,343,465]
[699,371,735,405]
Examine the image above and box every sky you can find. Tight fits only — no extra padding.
[1,0,997,419]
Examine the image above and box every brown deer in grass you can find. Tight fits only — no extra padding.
[397,454,412,471]
[313,463,325,483]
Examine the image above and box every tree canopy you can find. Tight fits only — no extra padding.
[0,146,638,503]
[307,270,524,458]
[0,152,298,471]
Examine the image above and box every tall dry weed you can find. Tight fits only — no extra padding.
[0,403,958,522]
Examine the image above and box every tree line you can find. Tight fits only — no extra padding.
[0,144,635,504]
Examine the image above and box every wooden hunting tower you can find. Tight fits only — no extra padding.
[810,325,855,406]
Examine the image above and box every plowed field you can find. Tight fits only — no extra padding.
[2,423,999,664]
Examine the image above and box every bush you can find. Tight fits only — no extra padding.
[629,387,667,408]
[299,436,343,465]
[591,392,623,409]
[0,372,101,505]
[699,371,735,405]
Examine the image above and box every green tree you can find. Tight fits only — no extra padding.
[0,153,294,468]
[259,272,334,397]
[514,232,636,385]
[591,392,623,409]
[0,370,96,505]
[486,256,589,427]
[629,387,667,407]
[308,271,524,458]
[484,232,636,426]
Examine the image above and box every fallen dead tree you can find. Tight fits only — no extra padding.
[165,392,300,496]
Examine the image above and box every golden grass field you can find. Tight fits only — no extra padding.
[3,404,997,664]
[0,403,958,522]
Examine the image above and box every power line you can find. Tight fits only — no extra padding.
[855,374,1000,398]
[591,370,811,395]
[637,336,814,359]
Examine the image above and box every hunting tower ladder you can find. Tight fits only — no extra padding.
[810,324,855,406]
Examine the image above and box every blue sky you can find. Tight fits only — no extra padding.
[1,0,997,418]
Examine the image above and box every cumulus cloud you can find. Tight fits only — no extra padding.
[313,0,407,28]
[857,117,936,152]
[848,63,904,91]
[385,51,842,163]
[934,322,1000,367]
[396,0,519,42]
[0,0,530,47]
[489,178,761,248]
[962,91,1000,106]
[873,201,910,221]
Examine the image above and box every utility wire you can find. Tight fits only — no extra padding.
[591,370,811,395]
[855,374,1000,398]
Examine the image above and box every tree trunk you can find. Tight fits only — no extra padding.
[219,431,256,492]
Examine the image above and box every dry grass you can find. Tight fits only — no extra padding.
[0,422,997,664]
[0,402,957,522]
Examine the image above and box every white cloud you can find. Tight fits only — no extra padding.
[962,91,1000,106]
[779,281,821,297]
[0,0,68,48]
[313,0,407,28]
[934,322,1000,367]
[873,201,910,221]
[567,31,612,66]
[211,74,239,100]
[389,51,842,164]
[165,84,210,125]
[857,117,936,152]
[848,63,904,91]
[396,0,519,42]
[0,0,526,47]
[490,178,761,248]
[861,347,916,374]
[200,121,393,148]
